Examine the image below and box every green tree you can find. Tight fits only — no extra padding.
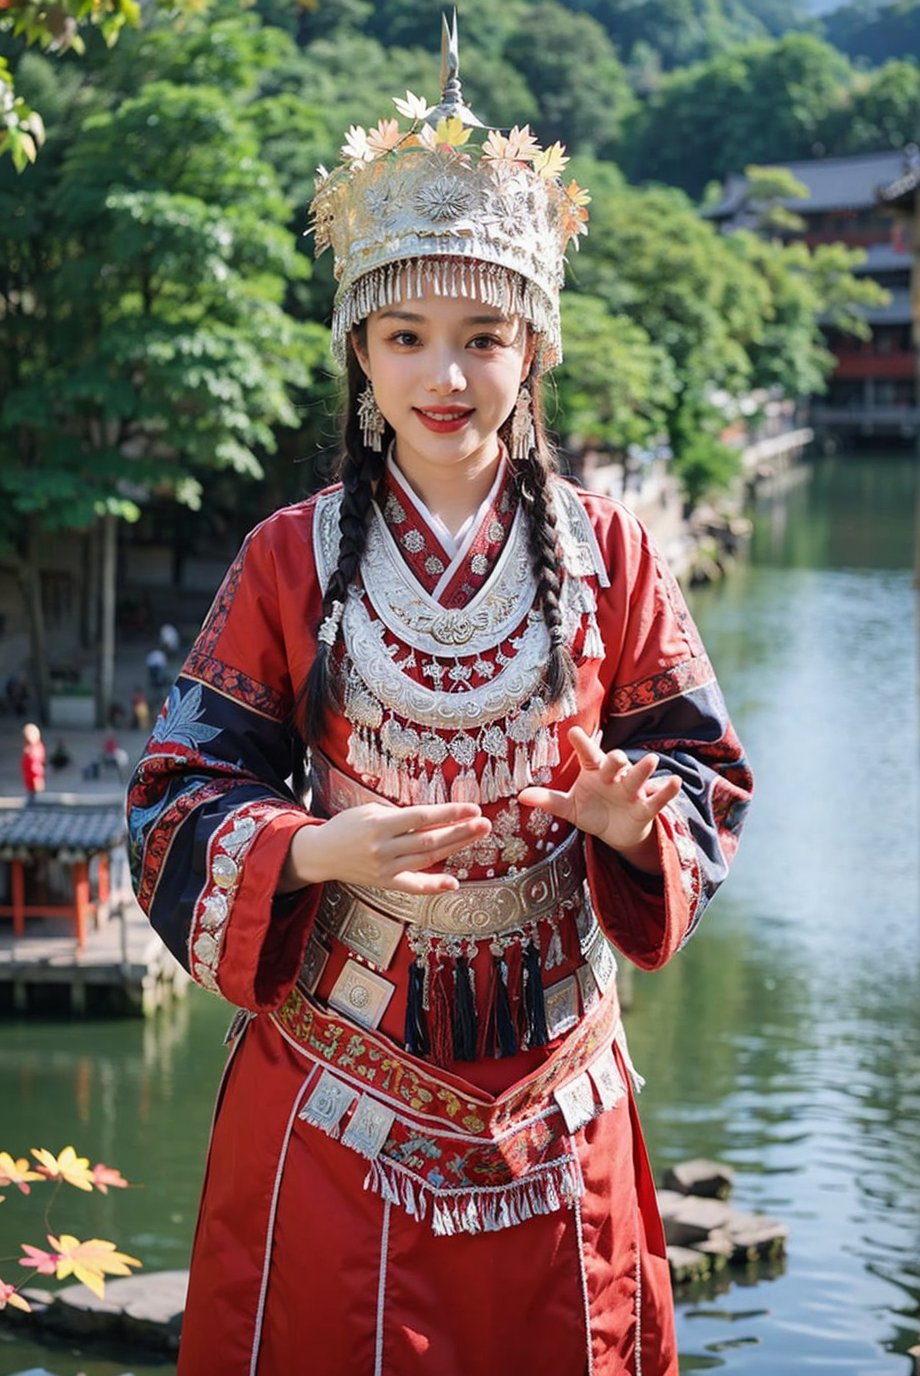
[559,155,880,500]
[624,34,854,195]
[817,58,920,154]
[555,295,677,449]
[567,0,765,69]
[560,161,766,496]
[699,162,810,237]
[573,161,768,400]
[288,28,538,144]
[362,0,529,52]
[0,0,206,164]
[823,0,920,66]
[503,2,635,155]
[0,64,330,721]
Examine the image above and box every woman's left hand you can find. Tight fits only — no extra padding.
[517,725,682,872]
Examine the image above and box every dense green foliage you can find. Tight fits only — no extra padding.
[621,34,920,194]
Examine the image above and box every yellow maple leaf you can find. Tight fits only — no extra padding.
[31,1146,94,1192]
[50,1234,142,1301]
[0,1279,32,1313]
[533,141,569,180]
[433,116,471,147]
[0,1153,43,1195]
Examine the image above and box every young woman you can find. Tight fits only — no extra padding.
[128,23,752,1375]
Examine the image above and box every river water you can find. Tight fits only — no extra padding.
[1,452,917,1375]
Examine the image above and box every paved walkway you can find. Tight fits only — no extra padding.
[0,638,174,803]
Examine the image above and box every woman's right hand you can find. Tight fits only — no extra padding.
[279,802,492,895]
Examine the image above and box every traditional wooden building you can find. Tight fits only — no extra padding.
[707,148,919,442]
[0,800,125,950]
[877,150,920,451]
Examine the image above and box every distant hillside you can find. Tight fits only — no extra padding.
[823,0,920,63]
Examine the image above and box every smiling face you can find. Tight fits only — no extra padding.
[353,281,534,512]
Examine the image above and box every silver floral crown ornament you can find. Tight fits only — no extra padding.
[308,10,590,372]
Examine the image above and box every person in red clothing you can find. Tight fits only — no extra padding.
[20,722,46,798]
[127,19,752,1376]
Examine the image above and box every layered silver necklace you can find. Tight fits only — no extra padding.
[313,479,609,807]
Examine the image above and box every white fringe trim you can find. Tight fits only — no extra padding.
[362,1153,585,1237]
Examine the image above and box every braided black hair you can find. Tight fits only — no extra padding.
[296,338,387,745]
[504,372,577,709]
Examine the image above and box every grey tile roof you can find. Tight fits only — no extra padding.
[851,243,912,273]
[0,803,125,857]
[707,150,915,218]
[863,287,913,324]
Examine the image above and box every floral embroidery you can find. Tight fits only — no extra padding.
[608,655,715,717]
[152,684,222,750]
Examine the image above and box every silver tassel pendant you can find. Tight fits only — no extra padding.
[510,384,535,462]
[357,381,386,451]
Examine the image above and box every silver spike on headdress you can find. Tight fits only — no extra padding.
[424,9,485,130]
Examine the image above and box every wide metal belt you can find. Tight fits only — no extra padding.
[318,828,585,940]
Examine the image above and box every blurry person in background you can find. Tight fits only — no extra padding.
[21,722,46,799]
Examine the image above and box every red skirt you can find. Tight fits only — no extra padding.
[177,1014,677,1376]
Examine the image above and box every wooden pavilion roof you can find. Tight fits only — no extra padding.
[0,802,125,860]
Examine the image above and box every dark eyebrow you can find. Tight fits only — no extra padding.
[464,313,512,325]
[376,309,513,326]
[376,310,426,322]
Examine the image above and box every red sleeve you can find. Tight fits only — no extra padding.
[576,492,752,968]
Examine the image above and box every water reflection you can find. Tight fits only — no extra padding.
[628,453,920,1372]
[0,993,229,1271]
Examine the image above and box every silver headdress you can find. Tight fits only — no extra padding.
[309,11,590,372]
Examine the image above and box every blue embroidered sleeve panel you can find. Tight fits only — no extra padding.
[126,504,325,1012]
[577,492,752,969]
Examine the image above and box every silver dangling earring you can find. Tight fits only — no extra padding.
[357,381,386,452]
[510,384,535,462]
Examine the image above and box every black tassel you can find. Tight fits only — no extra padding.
[523,940,549,1048]
[452,955,478,1061]
[404,958,430,1057]
[495,956,518,1057]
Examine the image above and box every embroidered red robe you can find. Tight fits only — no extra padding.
[128,465,752,1376]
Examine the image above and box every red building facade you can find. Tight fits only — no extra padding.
[708,149,919,442]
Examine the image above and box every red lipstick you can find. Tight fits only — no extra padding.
[413,406,473,434]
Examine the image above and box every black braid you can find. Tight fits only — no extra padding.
[295,341,388,746]
[508,377,576,708]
